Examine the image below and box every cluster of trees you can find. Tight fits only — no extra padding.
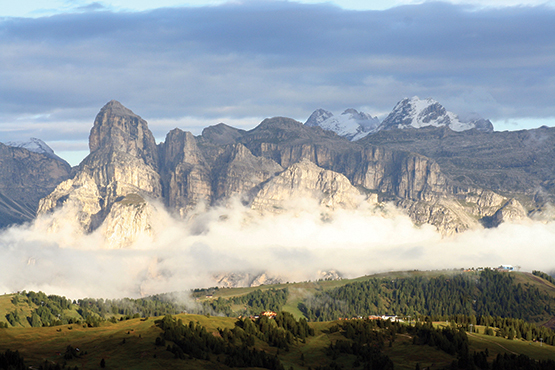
[300,270,555,322]
[327,319,398,369]
[155,312,314,369]
[410,319,555,369]
[474,269,554,321]
[3,291,191,327]
[0,348,79,370]
[490,353,555,370]
[0,349,25,370]
[230,288,289,314]
[200,288,290,317]
[326,318,523,370]
[413,322,468,358]
[243,311,314,350]
[76,294,190,318]
[533,270,555,285]
[446,314,555,345]
[155,315,283,369]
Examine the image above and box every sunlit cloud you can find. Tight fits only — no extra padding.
[1,196,554,299]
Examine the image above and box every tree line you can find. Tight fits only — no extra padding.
[300,269,555,323]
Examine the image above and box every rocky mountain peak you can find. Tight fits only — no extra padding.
[100,100,137,117]
[304,108,380,141]
[379,96,493,133]
[201,123,245,145]
[163,128,203,166]
[89,100,158,168]
[305,109,334,127]
[4,137,65,162]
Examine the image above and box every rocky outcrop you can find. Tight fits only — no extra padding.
[38,172,102,231]
[212,143,283,203]
[0,142,71,228]
[38,101,162,246]
[492,198,527,226]
[318,270,342,281]
[200,123,245,145]
[399,198,481,235]
[101,193,155,248]
[160,129,212,216]
[214,272,284,288]
[89,100,159,169]
[251,159,375,212]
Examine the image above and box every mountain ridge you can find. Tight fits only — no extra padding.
[1,100,552,246]
[304,96,494,141]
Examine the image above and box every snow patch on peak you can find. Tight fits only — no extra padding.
[5,138,54,155]
[4,138,65,160]
[380,96,492,132]
[304,108,380,141]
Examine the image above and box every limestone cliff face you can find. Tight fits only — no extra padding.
[240,119,449,202]
[492,198,527,226]
[212,143,283,202]
[39,101,162,246]
[398,198,481,235]
[159,129,283,214]
[351,147,448,202]
[237,117,527,232]
[89,100,158,169]
[101,194,155,248]
[160,129,212,216]
[38,172,102,231]
[214,272,283,288]
[251,159,375,212]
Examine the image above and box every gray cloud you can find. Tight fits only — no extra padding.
[0,1,554,155]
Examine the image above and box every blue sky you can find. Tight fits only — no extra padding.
[1,0,554,165]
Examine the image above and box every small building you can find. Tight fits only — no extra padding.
[261,311,277,319]
[498,265,514,271]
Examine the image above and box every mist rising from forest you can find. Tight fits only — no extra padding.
[1,197,555,300]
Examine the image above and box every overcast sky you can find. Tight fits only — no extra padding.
[1,0,554,165]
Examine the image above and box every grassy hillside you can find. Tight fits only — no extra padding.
[3,269,555,328]
[2,269,555,369]
[1,314,555,369]
[199,269,555,325]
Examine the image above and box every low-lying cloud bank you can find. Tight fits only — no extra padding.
[1,199,554,300]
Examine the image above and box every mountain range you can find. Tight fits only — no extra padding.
[1,98,553,247]
[304,96,493,141]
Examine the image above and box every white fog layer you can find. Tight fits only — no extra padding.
[1,199,554,300]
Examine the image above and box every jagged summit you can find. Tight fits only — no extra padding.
[379,96,493,132]
[306,97,493,140]
[305,109,334,127]
[88,100,158,168]
[99,100,138,118]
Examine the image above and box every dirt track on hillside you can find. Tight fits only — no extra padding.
[467,333,518,355]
